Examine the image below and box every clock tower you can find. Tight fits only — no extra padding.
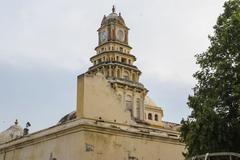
[87,6,148,121]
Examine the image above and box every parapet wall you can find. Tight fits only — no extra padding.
[0,119,185,160]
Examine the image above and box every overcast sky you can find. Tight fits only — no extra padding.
[0,0,226,132]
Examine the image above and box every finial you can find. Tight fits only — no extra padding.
[119,12,121,16]
[15,119,18,125]
[112,5,116,13]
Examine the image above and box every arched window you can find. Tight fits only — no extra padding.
[123,71,129,80]
[117,94,122,102]
[132,73,136,81]
[155,114,159,121]
[148,113,152,120]
[106,69,109,77]
[126,95,133,117]
[136,98,141,119]
[117,69,121,78]
[111,70,114,77]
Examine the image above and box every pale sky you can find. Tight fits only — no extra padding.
[0,0,226,132]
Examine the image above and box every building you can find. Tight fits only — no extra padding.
[0,7,185,160]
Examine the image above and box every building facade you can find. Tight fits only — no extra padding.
[0,7,185,160]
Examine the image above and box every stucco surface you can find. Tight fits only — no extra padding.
[77,73,132,124]
[0,119,185,160]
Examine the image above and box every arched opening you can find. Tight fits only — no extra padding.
[132,73,136,81]
[117,94,122,102]
[106,69,109,77]
[136,98,141,119]
[117,69,121,78]
[155,114,158,121]
[121,58,127,63]
[148,113,152,120]
[126,95,133,117]
[123,71,130,80]
[111,70,114,77]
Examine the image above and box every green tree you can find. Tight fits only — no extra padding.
[181,0,240,157]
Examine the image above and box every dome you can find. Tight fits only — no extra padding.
[101,6,126,27]
[58,111,76,124]
[0,120,23,144]
[144,96,157,107]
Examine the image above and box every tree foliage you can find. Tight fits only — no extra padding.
[181,0,240,157]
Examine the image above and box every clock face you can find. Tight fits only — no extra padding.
[100,31,108,43]
[117,30,125,42]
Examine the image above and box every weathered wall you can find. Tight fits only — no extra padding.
[76,73,132,124]
[82,130,185,160]
[0,121,185,160]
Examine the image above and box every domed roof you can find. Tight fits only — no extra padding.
[0,120,23,144]
[101,6,126,27]
[144,96,157,107]
[58,111,76,124]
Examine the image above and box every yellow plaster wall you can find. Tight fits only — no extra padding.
[76,73,132,124]
[0,123,185,160]
[82,131,185,160]
[1,131,84,160]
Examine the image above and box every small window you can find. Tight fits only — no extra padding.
[111,70,114,77]
[148,113,152,120]
[155,114,158,121]
[120,47,123,52]
[136,99,141,119]
[123,71,129,80]
[121,58,126,63]
[132,73,136,81]
[128,59,131,64]
[116,56,119,61]
[117,69,121,78]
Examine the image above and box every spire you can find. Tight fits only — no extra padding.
[112,5,116,13]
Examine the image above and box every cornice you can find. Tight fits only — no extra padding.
[95,41,132,50]
[90,51,136,61]
[88,61,141,73]
[0,119,184,153]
